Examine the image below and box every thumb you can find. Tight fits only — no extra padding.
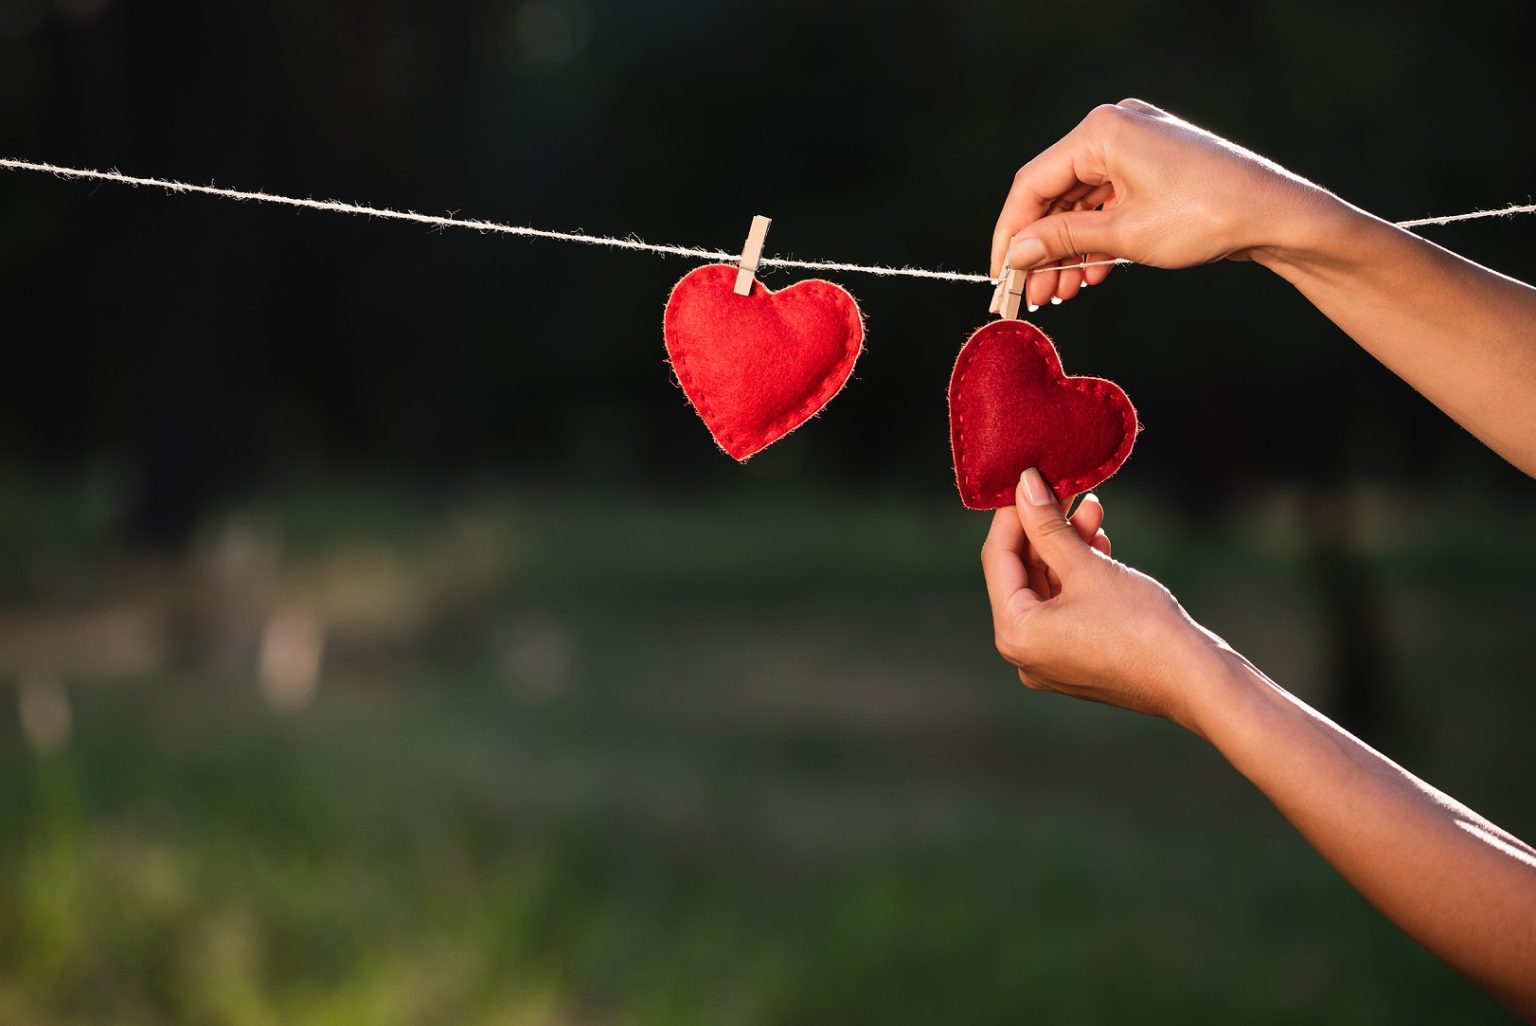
[1006,208,1121,269]
[1015,468,1091,575]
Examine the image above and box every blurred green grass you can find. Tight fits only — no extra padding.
[0,476,1531,1024]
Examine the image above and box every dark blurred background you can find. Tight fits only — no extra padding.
[2,0,1535,1022]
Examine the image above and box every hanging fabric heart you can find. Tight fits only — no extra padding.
[949,319,1138,509]
[663,264,864,461]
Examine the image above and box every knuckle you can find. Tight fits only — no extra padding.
[1086,103,1129,133]
[1086,102,1120,125]
[1116,97,1159,116]
[994,631,1025,668]
[993,613,1032,662]
[1037,516,1076,538]
[1090,102,1136,143]
[1052,218,1080,257]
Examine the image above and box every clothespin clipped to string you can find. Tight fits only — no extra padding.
[734,215,772,296]
[991,266,1026,319]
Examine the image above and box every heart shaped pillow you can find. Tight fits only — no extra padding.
[949,320,1138,509]
[664,264,863,460]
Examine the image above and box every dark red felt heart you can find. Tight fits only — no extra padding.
[949,320,1138,509]
[664,264,864,460]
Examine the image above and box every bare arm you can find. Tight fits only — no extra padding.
[989,99,1536,476]
[1202,648,1536,1013]
[982,474,1536,1018]
[1253,206,1536,474]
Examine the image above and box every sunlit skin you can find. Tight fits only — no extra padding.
[981,101,1536,1019]
[990,98,1536,476]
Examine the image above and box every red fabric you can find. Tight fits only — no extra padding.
[949,320,1138,509]
[664,264,864,460]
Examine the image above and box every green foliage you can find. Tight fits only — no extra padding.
[0,482,1529,1024]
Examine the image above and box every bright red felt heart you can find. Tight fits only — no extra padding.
[949,319,1138,509]
[664,264,864,460]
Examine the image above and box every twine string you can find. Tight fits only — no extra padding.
[2,157,1531,286]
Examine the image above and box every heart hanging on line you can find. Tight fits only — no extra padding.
[949,319,1138,509]
[663,264,864,461]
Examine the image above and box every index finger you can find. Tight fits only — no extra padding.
[989,110,1116,277]
[981,506,1036,616]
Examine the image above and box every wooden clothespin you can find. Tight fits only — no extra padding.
[988,273,1008,315]
[734,215,772,296]
[997,266,1027,319]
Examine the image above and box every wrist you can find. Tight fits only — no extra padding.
[1248,185,1377,281]
[1162,639,1269,744]
[1178,646,1295,762]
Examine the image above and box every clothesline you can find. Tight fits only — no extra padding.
[3,156,1532,285]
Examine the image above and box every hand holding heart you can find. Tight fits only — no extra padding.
[982,469,1229,735]
[654,125,1536,1016]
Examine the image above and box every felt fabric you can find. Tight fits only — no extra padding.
[949,319,1137,509]
[664,264,864,460]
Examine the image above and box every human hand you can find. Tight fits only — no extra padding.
[989,98,1340,310]
[1015,489,1111,600]
[981,468,1231,733]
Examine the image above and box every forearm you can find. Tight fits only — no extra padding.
[1253,197,1536,476]
[1190,650,1536,1016]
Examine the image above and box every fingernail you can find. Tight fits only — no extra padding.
[1021,468,1054,506]
[1026,303,1039,313]
[1079,280,1089,288]
[1008,237,1047,268]
[1049,296,1062,305]
[1084,492,1098,505]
